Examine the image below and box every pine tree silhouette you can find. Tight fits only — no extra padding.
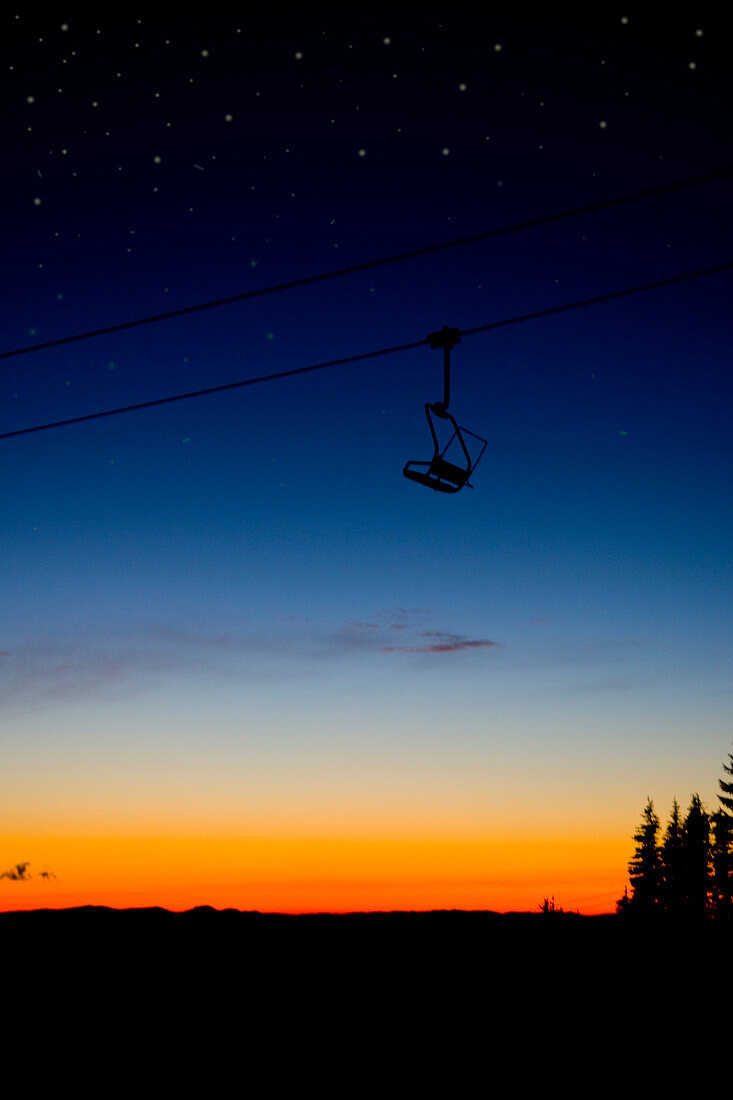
[718,748,733,814]
[628,798,662,912]
[621,753,733,920]
[680,794,711,918]
[660,798,684,914]
[616,886,631,914]
[711,747,733,917]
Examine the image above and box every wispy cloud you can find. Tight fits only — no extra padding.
[0,862,55,881]
[0,623,308,709]
[315,612,503,659]
[381,628,502,654]
[381,638,502,654]
[0,862,31,881]
[316,622,383,658]
[0,609,503,708]
[0,636,192,708]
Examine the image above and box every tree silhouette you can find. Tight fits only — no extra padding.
[711,747,733,917]
[628,798,662,912]
[660,798,684,914]
[680,794,711,918]
[711,814,733,917]
[621,752,733,920]
[616,886,631,914]
[718,747,733,814]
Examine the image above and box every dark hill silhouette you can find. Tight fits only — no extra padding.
[0,904,621,984]
[4,904,726,1029]
[0,904,597,925]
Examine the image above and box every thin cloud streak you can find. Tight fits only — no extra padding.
[381,639,502,654]
[0,862,31,881]
[0,862,55,881]
[0,609,504,708]
[0,862,56,880]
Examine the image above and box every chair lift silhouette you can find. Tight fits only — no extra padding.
[403,326,487,493]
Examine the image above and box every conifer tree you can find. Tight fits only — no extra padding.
[680,793,711,917]
[628,798,662,911]
[711,747,733,917]
[718,747,733,814]
[711,813,733,917]
[660,798,684,913]
[616,886,631,914]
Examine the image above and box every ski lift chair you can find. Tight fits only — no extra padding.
[403,326,487,493]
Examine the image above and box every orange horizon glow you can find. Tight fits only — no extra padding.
[0,830,630,916]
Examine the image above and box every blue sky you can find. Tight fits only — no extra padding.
[1,11,731,910]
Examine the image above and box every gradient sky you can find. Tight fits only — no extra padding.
[2,11,731,914]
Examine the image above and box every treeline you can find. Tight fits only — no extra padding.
[618,745,733,918]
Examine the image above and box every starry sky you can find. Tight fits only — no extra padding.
[1,10,731,913]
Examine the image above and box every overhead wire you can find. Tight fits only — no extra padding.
[1,166,731,363]
[2,258,730,441]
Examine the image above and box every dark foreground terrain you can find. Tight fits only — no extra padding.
[0,902,625,946]
[2,903,607,925]
[3,903,727,964]
[4,906,730,1052]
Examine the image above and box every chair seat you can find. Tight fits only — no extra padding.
[428,455,469,486]
[403,465,463,493]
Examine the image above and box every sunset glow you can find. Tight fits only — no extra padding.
[2,12,730,921]
[1,828,629,914]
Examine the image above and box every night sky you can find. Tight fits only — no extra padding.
[2,10,731,913]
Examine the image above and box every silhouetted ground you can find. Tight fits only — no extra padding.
[4,906,729,1052]
[5,903,729,931]
[0,902,615,939]
[2,903,600,923]
[3,903,727,962]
